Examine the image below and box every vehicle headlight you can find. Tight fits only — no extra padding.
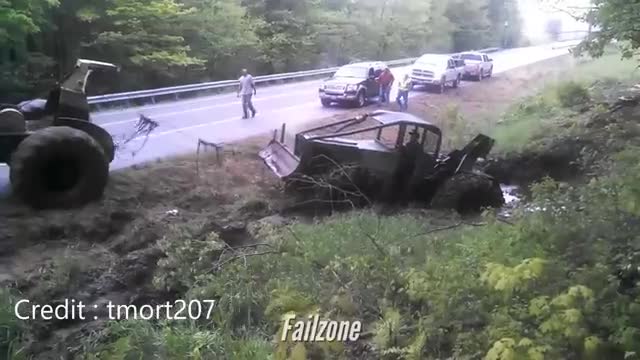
[346,84,358,92]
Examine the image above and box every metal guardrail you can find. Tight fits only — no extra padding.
[87,47,502,107]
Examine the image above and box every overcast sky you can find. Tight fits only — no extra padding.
[518,0,591,42]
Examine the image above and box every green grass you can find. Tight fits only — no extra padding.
[78,321,273,360]
[490,51,640,153]
[0,290,26,360]
[570,48,639,83]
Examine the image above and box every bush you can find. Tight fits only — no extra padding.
[556,81,590,108]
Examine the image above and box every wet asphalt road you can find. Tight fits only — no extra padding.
[0,42,577,197]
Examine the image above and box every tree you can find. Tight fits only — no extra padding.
[488,0,522,48]
[1,0,523,99]
[0,0,59,101]
[88,0,204,89]
[178,0,261,80]
[446,0,492,51]
[545,18,563,41]
[545,19,562,41]
[0,0,56,50]
[241,0,319,73]
[576,0,640,59]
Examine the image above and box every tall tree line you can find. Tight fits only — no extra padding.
[0,0,523,101]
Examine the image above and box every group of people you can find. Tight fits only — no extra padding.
[236,66,413,119]
[375,67,412,111]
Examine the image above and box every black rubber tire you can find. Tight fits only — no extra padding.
[355,91,366,107]
[430,172,504,213]
[438,78,446,94]
[453,75,460,88]
[0,104,20,111]
[477,70,483,81]
[321,99,332,107]
[487,66,493,78]
[0,108,26,132]
[9,126,109,209]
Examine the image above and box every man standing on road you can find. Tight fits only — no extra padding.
[237,69,257,119]
[376,67,394,106]
[396,73,411,111]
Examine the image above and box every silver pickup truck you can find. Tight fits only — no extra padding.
[409,54,464,93]
[455,51,494,81]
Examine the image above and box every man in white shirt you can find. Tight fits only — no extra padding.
[237,69,257,119]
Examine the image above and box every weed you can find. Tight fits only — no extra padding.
[556,81,590,108]
[153,230,226,293]
[30,250,94,301]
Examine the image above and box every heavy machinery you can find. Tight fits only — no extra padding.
[0,59,118,209]
[259,110,504,212]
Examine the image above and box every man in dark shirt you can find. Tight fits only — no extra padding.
[393,130,422,201]
[401,130,421,162]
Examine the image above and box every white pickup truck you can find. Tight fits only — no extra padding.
[409,54,463,93]
[456,51,494,81]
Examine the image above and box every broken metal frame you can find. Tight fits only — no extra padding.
[113,114,159,157]
[196,138,234,176]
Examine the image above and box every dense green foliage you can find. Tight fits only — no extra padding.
[0,0,523,101]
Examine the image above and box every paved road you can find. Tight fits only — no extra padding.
[0,42,576,196]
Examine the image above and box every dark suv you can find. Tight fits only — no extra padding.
[319,61,386,108]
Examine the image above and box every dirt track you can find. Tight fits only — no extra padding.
[0,54,579,357]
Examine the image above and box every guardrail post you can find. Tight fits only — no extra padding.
[151,97,156,105]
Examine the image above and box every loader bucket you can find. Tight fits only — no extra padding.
[455,134,495,173]
[259,140,301,179]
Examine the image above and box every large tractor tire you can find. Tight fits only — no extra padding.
[9,126,109,209]
[0,108,26,132]
[430,172,504,213]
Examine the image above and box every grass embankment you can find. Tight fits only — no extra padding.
[3,52,640,360]
[490,50,639,153]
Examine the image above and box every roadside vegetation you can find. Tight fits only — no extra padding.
[491,49,640,153]
[1,49,637,359]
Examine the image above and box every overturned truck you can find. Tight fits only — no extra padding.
[259,110,504,212]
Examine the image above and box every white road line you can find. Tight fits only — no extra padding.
[131,116,239,140]
[129,100,322,141]
[98,89,319,127]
